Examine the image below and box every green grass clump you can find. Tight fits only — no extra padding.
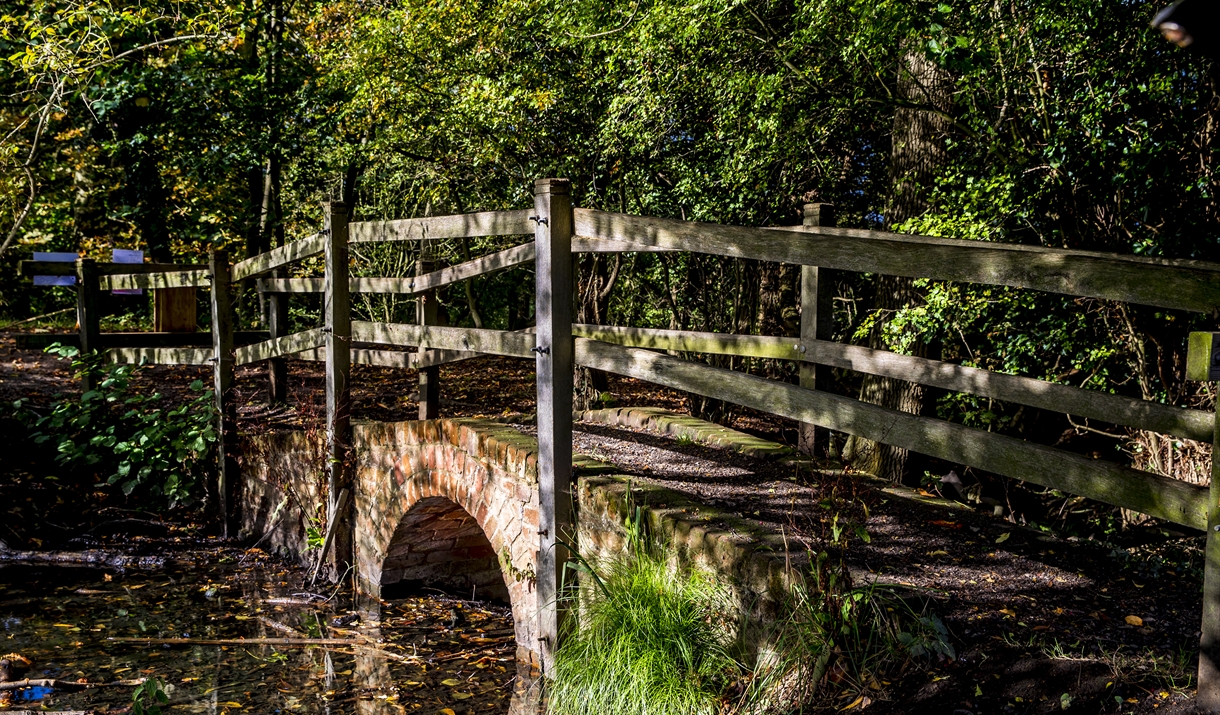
[548,549,739,715]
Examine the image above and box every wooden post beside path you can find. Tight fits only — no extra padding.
[1188,332,1220,710]
[75,258,100,393]
[533,178,574,673]
[323,201,353,581]
[268,275,290,403]
[798,203,837,459]
[417,251,440,420]
[209,250,237,537]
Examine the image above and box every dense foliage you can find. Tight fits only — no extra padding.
[17,345,217,506]
[1,0,1215,481]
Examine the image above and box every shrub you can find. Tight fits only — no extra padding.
[19,344,217,507]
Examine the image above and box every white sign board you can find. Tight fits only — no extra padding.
[111,249,144,295]
[31,252,77,286]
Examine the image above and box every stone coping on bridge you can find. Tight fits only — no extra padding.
[577,406,812,466]
[578,405,971,514]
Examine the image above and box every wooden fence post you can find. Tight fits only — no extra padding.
[1176,331,1220,708]
[798,203,836,458]
[75,258,101,392]
[416,251,440,420]
[323,201,353,581]
[267,277,289,403]
[1203,401,1220,710]
[534,178,574,673]
[209,250,237,537]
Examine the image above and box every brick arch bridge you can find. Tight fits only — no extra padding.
[240,414,797,671]
[241,419,549,665]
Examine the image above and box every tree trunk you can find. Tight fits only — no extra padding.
[847,46,951,483]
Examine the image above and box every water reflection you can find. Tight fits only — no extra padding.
[0,554,524,713]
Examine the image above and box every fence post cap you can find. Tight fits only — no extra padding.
[534,178,571,195]
[1187,331,1220,381]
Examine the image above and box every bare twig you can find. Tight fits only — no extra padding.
[0,306,74,329]
[110,636,354,646]
[76,34,218,73]
[0,677,144,691]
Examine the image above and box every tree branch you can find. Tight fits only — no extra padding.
[77,33,219,73]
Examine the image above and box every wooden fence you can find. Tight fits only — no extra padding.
[19,178,1220,704]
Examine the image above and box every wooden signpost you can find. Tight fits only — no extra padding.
[74,258,101,392]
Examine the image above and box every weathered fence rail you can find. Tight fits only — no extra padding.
[569,324,1217,443]
[22,179,1220,704]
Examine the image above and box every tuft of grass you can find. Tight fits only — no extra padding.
[549,545,740,715]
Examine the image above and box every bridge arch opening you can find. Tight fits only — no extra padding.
[379,495,510,603]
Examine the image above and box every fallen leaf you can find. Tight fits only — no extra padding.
[1125,615,1144,627]
[840,694,872,710]
[927,550,949,557]
[441,678,463,687]
[441,709,457,715]
[929,520,961,530]
[999,608,1017,617]
[453,692,474,700]
[995,532,1011,544]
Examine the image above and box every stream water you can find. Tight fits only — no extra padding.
[0,545,528,714]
